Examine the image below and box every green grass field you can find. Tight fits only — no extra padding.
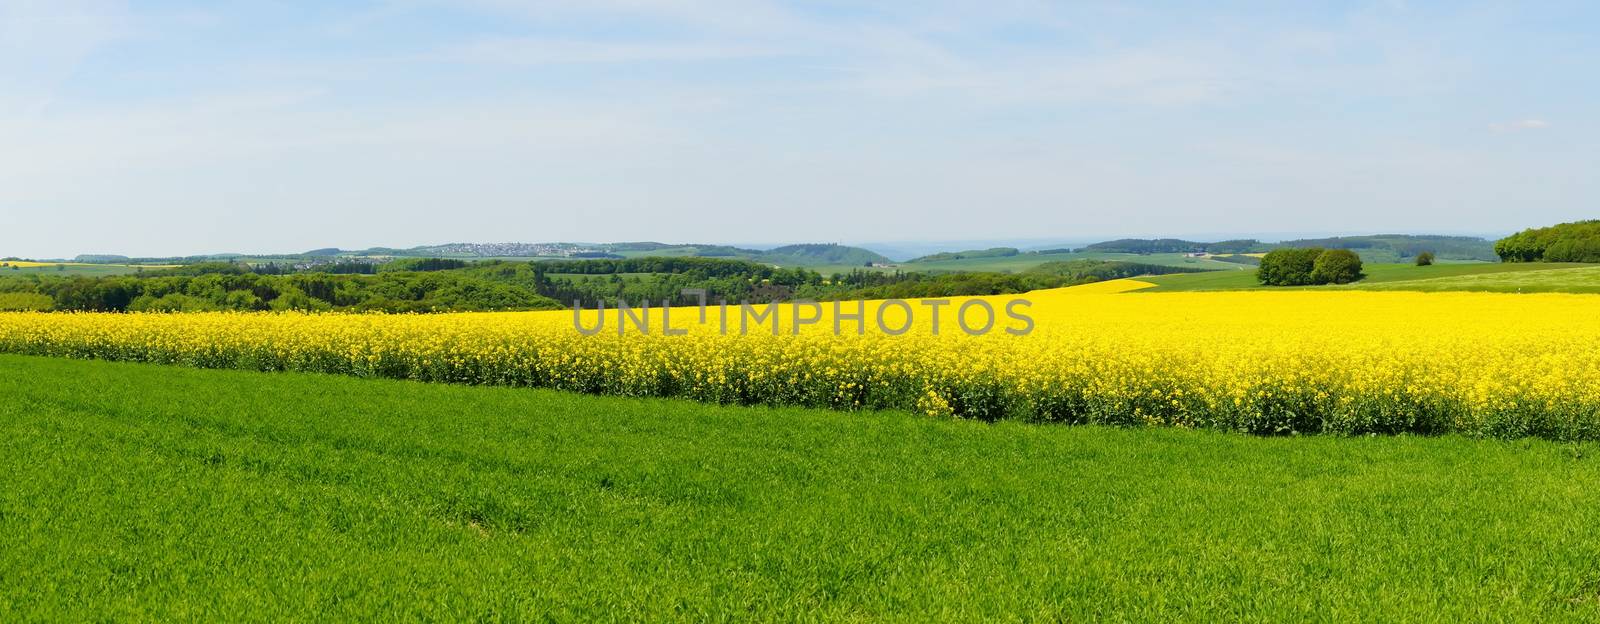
[0,263,163,277]
[3,354,1599,621]
[1349,265,1600,294]
[1137,262,1599,292]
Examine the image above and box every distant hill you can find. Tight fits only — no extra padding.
[1078,235,1496,262]
[73,254,131,263]
[55,235,1499,271]
[1026,259,1211,280]
[377,242,595,258]
[1275,235,1497,262]
[602,242,679,252]
[907,247,1020,263]
[603,243,766,258]
[320,241,888,268]
[1080,239,1270,254]
[757,244,892,267]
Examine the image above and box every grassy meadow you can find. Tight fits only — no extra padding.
[1138,261,1600,292]
[0,261,172,277]
[1349,264,1600,293]
[3,353,1598,621]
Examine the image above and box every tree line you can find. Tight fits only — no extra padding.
[0,257,1207,313]
[1495,220,1600,262]
[0,270,561,313]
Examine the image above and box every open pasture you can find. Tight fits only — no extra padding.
[1349,265,1600,294]
[1139,261,1599,292]
[0,261,176,276]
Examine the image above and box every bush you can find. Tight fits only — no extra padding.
[1415,251,1435,266]
[128,293,222,312]
[1257,248,1323,286]
[0,292,54,311]
[268,286,334,312]
[1311,249,1364,284]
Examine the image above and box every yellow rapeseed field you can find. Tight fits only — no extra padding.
[2,280,1598,439]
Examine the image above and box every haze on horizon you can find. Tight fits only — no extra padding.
[3,1,1596,259]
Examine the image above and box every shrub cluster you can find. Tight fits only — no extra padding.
[1257,248,1364,286]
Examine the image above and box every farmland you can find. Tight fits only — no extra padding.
[6,282,1600,440]
[7,238,1600,621]
[1351,265,1600,294]
[3,354,1598,620]
[1139,261,1600,292]
[0,261,176,276]
[8,238,1600,622]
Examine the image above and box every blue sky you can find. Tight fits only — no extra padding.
[2,1,1596,257]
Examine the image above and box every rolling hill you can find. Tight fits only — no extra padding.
[1076,235,1498,263]
[277,242,892,268]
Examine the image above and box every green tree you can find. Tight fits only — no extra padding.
[1311,249,1364,284]
[1415,251,1435,266]
[1256,248,1323,286]
[128,293,221,312]
[0,292,53,311]
[1495,220,1600,262]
